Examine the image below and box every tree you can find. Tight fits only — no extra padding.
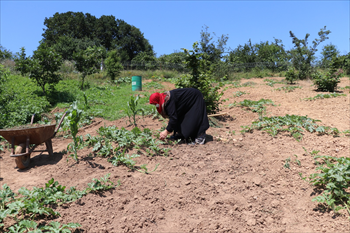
[158,51,187,72]
[0,45,13,60]
[28,43,63,96]
[175,42,223,114]
[105,50,123,82]
[14,47,31,76]
[199,25,229,64]
[131,51,157,70]
[228,39,257,72]
[320,43,340,68]
[41,12,154,62]
[115,19,154,62]
[289,26,331,79]
[74,46,104,89]
[255,38,288,71]
[51,35,97,61]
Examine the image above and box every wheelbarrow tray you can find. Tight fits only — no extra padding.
[0,124,56,146]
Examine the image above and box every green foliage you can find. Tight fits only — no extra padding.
[289,26,331,79]
[175,42,224,114]
[0,45,13,60]
[105,50,123,81]
[319,43,340,68]
[144,81,164,90]
[131,51,157,70]
[264,78,285,87]
[0,175,116,232]
[312,60,343,92]
[233,91,248,97]
[0,74,51,129]
[74,46,105,89]
[228,38,288,72]
[66,102,84,162]
[86,173,118,193]
[241,114,339,141]
[304,93,346,101]
[29,43,63,97]
[275,85,302,92]
[42,12,154,62]
[14,47,31,76]
[124,95,145,127]
[285,67,299,84]
[238,98,275,120]
[284,155,301,169]
[306,155,350,215]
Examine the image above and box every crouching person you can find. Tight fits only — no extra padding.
[149,88,209,144]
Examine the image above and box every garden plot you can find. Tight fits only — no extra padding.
[1,77,350,232]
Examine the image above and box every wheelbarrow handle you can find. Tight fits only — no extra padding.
[31,114,35,124]
[53,111,68,137]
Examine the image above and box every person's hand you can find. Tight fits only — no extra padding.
[160,130,169,140]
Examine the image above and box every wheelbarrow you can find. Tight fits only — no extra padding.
[0,112,67,169]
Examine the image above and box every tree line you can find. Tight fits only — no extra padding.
[0,12,349,94]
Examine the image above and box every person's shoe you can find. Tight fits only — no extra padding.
[195,133,206,145]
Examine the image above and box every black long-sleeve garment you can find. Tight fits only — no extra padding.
[164,88,209,140]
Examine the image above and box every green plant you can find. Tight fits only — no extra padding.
[285,67,299,84]
[238,99,275,120]
[85,173,118,193]
[108,150,140,169]
[124,95,145,127]
[312,69,343,92]
[0,175,116,232]
[137,163,159,174]
[233,91,248,97]
[74,45,105,89]
[289,26,331,80]
[264,78,284,87]
[304,93,346,101]
[105,50,123,82]
[66,102,84,162]
[27,43,63,97]
[306,155,350,215]
[175,42,224,114]
[241,114,340,141]
[284,155,301,169]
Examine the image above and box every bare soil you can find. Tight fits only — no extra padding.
[1,77,350,232]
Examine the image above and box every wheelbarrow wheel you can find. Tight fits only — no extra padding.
[15,143,31,169]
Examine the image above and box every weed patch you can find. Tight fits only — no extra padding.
[304,93,346,101]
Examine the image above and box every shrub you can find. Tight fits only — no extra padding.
[312,69,343,92]
[175,42,223,114]
[285,67,299,84]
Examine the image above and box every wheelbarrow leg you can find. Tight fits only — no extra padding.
[15,143,31,169]
[45,139,53,156]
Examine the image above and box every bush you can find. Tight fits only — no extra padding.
[175,42,223,114]
[312,69,342,92]
[285,67,299,84]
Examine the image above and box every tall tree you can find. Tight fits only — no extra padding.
[74,45,104,89]
[0,45,13,60]
[320,43,340,68]
[28,43,63,96]
[115,19,153,62]
[289,26,331,79]
[41,12,153,62]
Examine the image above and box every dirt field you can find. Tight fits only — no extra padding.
[1,77,350,232]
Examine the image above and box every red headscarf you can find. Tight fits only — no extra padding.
[149,92,166,115]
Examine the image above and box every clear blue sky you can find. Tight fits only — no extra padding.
[1,1,349,60]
